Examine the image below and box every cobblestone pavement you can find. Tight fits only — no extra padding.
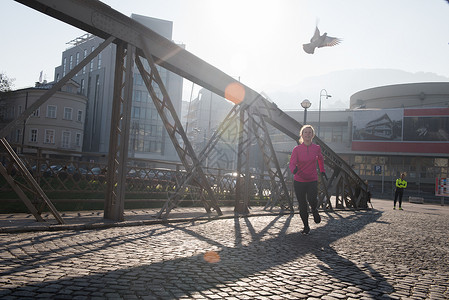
[0,199,448,299]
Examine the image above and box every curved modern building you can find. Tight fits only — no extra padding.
[350,82,449,155]
[349,82,449,198]
[284,82,449,200]
[350,82,449,110]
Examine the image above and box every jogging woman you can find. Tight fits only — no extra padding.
[289,125,326,234]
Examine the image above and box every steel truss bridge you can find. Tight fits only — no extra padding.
[0,0,370,224]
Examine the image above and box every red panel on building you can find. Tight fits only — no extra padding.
[404,108,449,117]
[351,141,449,154]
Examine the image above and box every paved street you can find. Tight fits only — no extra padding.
[0,199,448,299]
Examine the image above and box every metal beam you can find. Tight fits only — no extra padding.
[13,0,371,214]
[104,42,134,221]
[248,103,293,211]
[0,138,64,224]
[135,44,222,218]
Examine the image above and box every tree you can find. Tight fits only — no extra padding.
[0,73,15,92]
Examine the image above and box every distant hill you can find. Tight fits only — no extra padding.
[264,69,449,111]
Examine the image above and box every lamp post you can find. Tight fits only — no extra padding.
[319,89,332,137]
[301,99,311,125]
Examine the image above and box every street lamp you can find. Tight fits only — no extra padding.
[301,99,311,125]
[318,89,332,137]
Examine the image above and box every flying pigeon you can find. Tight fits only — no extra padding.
[303,26,341,54]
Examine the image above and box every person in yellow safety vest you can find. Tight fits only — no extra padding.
[394,173,407,210]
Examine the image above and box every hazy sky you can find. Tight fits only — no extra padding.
[2,0,448,105]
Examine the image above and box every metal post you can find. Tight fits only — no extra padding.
[104,42,134,221]
[382,165,385,194]
[319,89,331,137]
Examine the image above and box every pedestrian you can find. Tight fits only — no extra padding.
[289,125,326,234]
[394,173,407,210]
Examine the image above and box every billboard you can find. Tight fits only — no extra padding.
[352,108,449,154]
[353,109,403,141]
[403,112,449,142]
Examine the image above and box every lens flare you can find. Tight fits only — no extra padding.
[225,82,245,104]
[203,251,220,263]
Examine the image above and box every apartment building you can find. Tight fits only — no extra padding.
[0,80,87,153]
[53,14,183,162]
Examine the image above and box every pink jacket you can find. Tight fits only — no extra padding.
[289,143,325,182]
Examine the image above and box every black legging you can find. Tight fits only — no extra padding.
[394,188,404,207]
[294,180,318,229]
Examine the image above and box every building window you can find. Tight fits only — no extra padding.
[62,131,71,148]
[150,140,162,153]
[80,79,85,95]
[83,49,87,74]
[76,52,80,65]
[134,74,143,86]
[32,108,40,117]
[45,129,55,144]
[89,46,95,72]
[132,106,141,119]
[47,105,57,118]
[77,110,83,122]
[150,108,158,120]
[30,129,38,143]
[134,90,142,102]
[0,106,5,120]
[97,52,102,69]
[8,106,15,119]
[75,133,82,146]
[15,129,22,143]
[63,57,67,76]
[18,105,23,115]
[332,134,343,143]
[64,107,73,120]
[143,140,150,152]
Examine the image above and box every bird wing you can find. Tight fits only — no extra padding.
[318,36,342,48]
[310,26,321,42]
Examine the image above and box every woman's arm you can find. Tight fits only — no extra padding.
[317,146,325,173]
[289,147,298,174]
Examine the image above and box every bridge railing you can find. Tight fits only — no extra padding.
[0,145,279,206]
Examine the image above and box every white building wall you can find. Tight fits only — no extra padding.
[0,86,87,152]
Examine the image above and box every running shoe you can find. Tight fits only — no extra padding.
[313,209,321,223]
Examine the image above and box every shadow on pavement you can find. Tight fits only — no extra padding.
[0,209,393,298]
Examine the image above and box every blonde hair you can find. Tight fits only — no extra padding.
[299,124,315,144]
